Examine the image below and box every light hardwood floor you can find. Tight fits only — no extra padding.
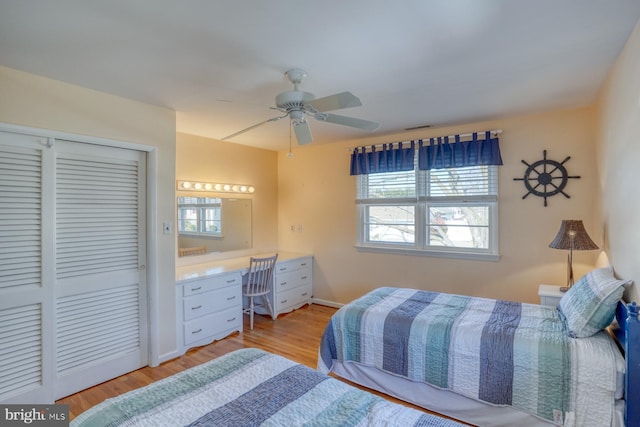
[57,303,469,424]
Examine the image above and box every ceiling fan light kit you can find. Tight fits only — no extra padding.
[222,68,379,145]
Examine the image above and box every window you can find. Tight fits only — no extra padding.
[356,160,499,260]
[177,196,222,237]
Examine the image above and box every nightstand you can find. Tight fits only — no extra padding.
[538,284,565,307]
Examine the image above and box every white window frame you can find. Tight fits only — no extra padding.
[356,163,500,261]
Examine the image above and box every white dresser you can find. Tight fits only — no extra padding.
[262,255,313,319]
[176,271,243,352]
[175,252,312,354]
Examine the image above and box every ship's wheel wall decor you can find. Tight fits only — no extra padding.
[513,150,580,207]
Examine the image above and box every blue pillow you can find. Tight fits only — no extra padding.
[558,267,630,338]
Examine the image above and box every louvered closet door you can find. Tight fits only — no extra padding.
[0,132,53,403]
[53,140,147,400]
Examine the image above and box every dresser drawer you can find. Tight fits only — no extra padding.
[275,284,312,312]
[183,307,241,346]
[183,286,241,321]
[182,272,242,297]
[274,268,312,292]
[274,257,312,275]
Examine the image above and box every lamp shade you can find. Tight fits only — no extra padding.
[549,220,598,251]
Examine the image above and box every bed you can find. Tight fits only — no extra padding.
[318,267,637,427]
[71,347,468,427]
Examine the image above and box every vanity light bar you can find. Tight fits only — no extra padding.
[177,180,255,193]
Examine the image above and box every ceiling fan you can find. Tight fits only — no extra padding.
[221,68,379,145]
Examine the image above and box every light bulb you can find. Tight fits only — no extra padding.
[204,183,212,190]
[182,181,192,189]
[194,182,202,190]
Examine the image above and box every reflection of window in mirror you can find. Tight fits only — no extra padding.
[177,197,252,256]
[177,196,223,237]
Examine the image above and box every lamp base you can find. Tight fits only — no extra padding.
[564,253,575,292]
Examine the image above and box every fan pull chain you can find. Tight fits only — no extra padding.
[287,122,294,159]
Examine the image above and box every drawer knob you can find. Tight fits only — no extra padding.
[301,263,307,266]
[280,281,287,286]
[302,293,308,297]
[227,317,236,322]
[281,299,288,304]
[192,305,202,310]
[301,276,307,280]
[227,296,236,300]
[226,279,236,283]
[192,328,202,334]
[191,286,202,291]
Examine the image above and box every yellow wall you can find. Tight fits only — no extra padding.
[3,16,639,364]
[175,132,278,259]
[0,66,178,360]
[595,19,640,301]
[278,107,599,304]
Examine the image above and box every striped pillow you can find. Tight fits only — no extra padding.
[558,267,629,338]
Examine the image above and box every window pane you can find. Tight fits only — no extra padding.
[177,207,197,232]
[366,205,415,243]
[428,166,494,197]
[361,170,415,199]
[202,207,221,233]
[427,206,489,248]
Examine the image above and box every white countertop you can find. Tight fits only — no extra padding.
[176,251,311,283]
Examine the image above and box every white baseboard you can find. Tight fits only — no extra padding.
[311,298,343,309]
[156,349,183,365]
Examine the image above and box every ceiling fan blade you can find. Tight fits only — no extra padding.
[221,114,288,141]
[315,113,379,131]
[306,91,362,112]
[293,120,313,145]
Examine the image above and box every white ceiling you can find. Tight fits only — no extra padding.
[1,1,639,152]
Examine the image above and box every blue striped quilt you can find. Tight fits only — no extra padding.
[71,348,465,427]
[318,287,625,427]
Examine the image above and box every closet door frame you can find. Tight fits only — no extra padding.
[0,122,160,402]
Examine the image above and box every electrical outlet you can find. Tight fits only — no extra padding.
[163,222,171,235]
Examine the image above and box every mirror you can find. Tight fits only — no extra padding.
[177,196,252,256]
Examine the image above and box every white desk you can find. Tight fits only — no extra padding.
[176,252,313,354]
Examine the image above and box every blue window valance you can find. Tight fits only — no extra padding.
[418,131,503,170]
[350,141,415,176]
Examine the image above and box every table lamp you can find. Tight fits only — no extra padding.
[549,220,598,291]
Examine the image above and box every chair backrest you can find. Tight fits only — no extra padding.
[178,246,207,257]
[244,254,278,296]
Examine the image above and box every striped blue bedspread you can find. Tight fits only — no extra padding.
[71,347,465,427]
[318,287,625,427]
